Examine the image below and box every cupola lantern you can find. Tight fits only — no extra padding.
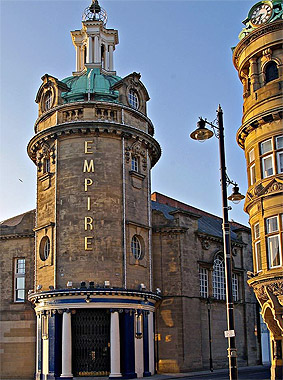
[71,0,118,74]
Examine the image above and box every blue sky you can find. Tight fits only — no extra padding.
[0,0,256,225]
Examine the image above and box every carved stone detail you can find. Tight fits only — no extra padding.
[36,141,56,172]
[125,140,147,171]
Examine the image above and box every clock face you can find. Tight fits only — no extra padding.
[250,3,273,26]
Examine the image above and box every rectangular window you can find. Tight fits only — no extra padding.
[260,139,272,154]
[262,155,274,178]
[249,148,255,163]
[255,241,262,272]
[277,151,283,173]
[254,223,260,239]
[267,235,281,268]
[232,274,239,301]
[199,267,208,298]
[14,258,25,302]
[266,216,278,233]
[276,136,283,150]
[131,157,139,172]
[250,163,256,185]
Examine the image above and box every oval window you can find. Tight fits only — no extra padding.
[39,236,51,261]
[131,235,144,260]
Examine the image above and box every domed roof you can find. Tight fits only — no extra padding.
[61,68,122,103]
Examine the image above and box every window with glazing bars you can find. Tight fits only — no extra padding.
[199,267,208,298]
[213,256,225,300]
[14,258,25,302]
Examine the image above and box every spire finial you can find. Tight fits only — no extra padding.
[90,0,101,14]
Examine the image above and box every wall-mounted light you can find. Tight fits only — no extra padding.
[67,281,73,288]
[80,281,87,289]
[89,281,95,289]
[37,285,42,291]
[139,283,146,291]
[104,280,110,288]
[156,287,162,295]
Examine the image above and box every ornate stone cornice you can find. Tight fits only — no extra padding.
[237,110,282,149]
[233,20,283,69]
[27,121,161,167]
[196,232,245,248]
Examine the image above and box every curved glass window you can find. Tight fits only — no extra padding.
[39,236,51,261]
[131,235,143,260]
[265,61,279,83]
[128,89,139,110]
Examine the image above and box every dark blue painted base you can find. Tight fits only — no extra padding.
[121,372,137,379]
[143,371,151,377]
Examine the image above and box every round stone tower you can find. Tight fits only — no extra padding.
[233,1,283,379]
[28,1,161,378]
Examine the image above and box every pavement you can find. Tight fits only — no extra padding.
[2,365,271,380]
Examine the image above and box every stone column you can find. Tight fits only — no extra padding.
[109,45,114,71]
[94,36,99,63]
[61,310,72,378]
[36,313,42,380]
[249,57,259,91]
[75,45,80,71]
[148,312,155,375]
[110,310,122,378]
[87,36,93,64]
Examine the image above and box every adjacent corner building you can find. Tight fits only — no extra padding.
[233,1,283,379]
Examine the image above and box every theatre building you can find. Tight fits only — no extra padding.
[0,1,262,379]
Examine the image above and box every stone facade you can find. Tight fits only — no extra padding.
[233,1,283,379]
[151,193,261,373]
[0,211,36,379]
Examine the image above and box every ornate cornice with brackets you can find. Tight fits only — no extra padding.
[27,121,161,168]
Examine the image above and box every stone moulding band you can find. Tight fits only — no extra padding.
[27,121,161,167]
[28,288,162,303]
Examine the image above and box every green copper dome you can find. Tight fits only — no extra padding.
[61,68,122,103]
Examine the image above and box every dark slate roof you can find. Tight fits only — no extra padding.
[152,201,242,243]
[151,201,176,220]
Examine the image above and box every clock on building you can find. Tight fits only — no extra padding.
[249,1,273,26]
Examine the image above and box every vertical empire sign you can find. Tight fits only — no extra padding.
[84,140,95,251]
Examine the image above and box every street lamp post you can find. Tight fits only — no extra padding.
[190,105,244,380]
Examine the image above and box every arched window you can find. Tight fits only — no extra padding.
[265,61,279,84]
[128,89,139,110]
[213,255,225,300]
[44,91,53,111]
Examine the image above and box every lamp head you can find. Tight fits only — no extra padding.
[228,184,245,204]
[190,118,213,142]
